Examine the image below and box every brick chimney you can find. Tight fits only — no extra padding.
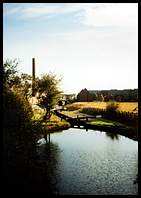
[32,58,35,96]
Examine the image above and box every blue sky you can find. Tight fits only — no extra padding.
[3,3,138,94]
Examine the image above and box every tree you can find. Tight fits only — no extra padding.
[36,73,62,120]
[3,59,35,145]
[3,59,49,192]
[103,95,109,102]
[3,59,32,99]
[96,94,103,101]
[3,58,18,87]
[16,73,32,99]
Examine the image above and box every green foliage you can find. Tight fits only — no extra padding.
[3,59,18,86]
[32,105,46,121]
[42,114,70,132]
[3,59,32,98]
[90,120,115,126]
[36,73,62,120]
[14,73,32,98]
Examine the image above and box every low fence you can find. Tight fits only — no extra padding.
[81,108,138,127]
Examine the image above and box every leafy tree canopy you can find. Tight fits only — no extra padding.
[3,59,18,86]
[36,73,62,120]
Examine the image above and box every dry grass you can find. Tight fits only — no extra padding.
[61,110,86,118]
[66,102,138,113]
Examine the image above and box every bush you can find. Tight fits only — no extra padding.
[80,107,105,116]
[80,107,97,115]
[3,87,33,129]
[106,102,119,113]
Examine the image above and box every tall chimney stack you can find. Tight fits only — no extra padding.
[32,58,35,96]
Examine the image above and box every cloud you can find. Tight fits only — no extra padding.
[4,3,82,19]
[4,3,138,29]
[20,4,59,18]
[82,3,138,28]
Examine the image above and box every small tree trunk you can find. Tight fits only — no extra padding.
[43,108,51,121]
[43,109,48,121]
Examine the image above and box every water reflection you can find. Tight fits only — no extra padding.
[105,131,119,140]
[4,128,138,194]
[133,174,138,184]
[49,128,138,195]
[26,140,61,193]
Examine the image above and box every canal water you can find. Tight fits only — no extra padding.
[37,128,138,195]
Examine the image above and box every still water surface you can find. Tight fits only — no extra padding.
[37,128,138,195]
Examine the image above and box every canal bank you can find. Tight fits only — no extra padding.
[54,110,138,141]
[32,106,137,141]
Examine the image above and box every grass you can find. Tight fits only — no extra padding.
[59,109,129,129]
[59,105,137,136]
[61,110,86,118]
[66,102,138,113]
[31,105,45,121]
[89,120,115,126]
[87,118,127,128]
[31,104,70,133]
[42,114,70,132]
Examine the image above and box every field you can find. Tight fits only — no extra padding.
[66,102,138,113]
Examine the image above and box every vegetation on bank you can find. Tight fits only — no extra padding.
[56,109,137,140]
[34,73,62,120]
[87,119,123,127]
[56,101,138,140]
[32,105,70,133]
[64,102,138,127]
[58,110,134,130]
[42,115,70,132]
[80,104,137,127]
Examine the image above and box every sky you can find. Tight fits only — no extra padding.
[3,3,138,94]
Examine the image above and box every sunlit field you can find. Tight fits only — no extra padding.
[66,102,138,113]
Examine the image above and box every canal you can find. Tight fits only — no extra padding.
[37,128,138,195]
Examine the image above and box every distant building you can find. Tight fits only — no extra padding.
[77,88,94,102]
[58,93,76,105]
[61,94,76,101]
[77,88,138,102]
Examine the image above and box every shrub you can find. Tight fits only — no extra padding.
[80,107,97,115]
[3,88,33,129]
[106,102,119,113]
[80,107,105,116]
